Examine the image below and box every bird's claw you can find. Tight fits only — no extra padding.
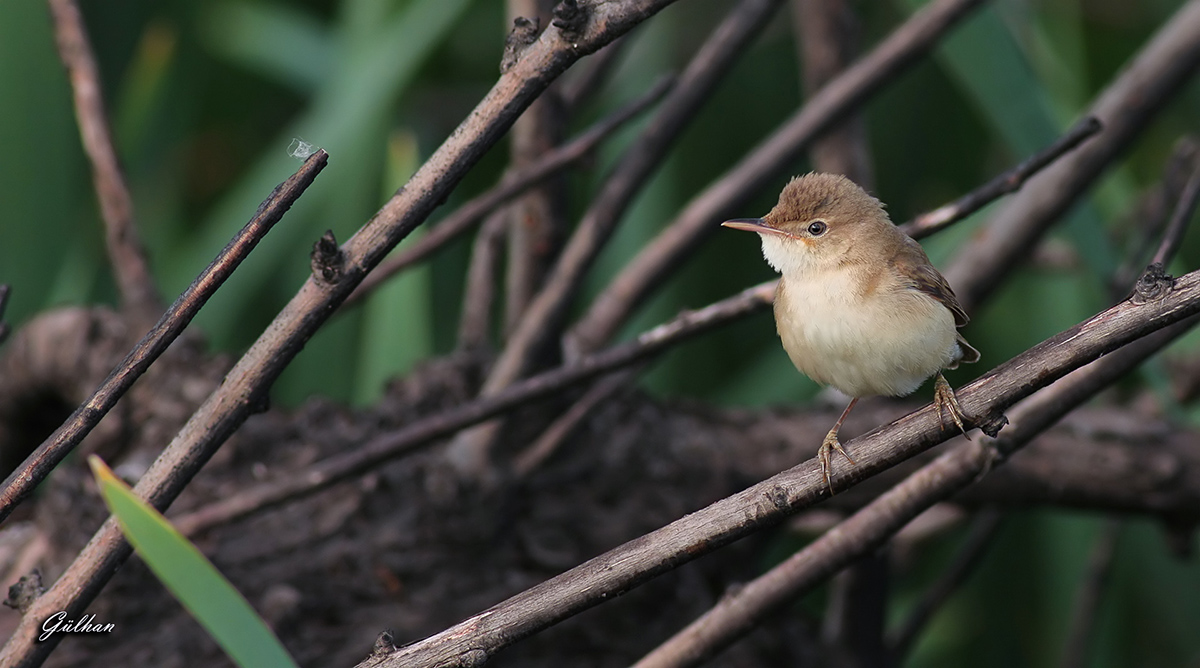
[818,430,857,494]
[934,373,970,439]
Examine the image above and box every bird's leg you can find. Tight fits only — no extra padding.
[819,397,859,493]
[933,372,970,439]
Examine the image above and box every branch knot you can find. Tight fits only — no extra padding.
[311,230,346,285]
[371,630,396,656]
[500,17,540,73]
[552,0,587,41]
[3,569,44,613]
[1132,262,1175,304]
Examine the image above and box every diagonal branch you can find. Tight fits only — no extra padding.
[47,0,162,322]
[360,265,1200,668]
[899,116,1103,239]
[1149,155,1200,269]
[886,508,1003,661]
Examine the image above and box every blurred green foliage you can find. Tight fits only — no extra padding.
[3,0,1200,665]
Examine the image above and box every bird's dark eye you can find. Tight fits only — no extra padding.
[807,220,828,236]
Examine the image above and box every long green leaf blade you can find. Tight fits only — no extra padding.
[88,456,299,668]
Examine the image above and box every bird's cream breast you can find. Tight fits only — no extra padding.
[774,266,959,397]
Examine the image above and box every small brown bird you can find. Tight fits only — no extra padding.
[723,173,978,492]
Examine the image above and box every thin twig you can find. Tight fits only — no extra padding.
[1059,519,1122,668]
[0,150,329,526]
[449,0,787,475]
[1149,157,1200,268]
[0,285,10,345]
[345,75,672,308]
[505,0,569,332]
[558,34,630,112]
[47,0,162,322]
[793,0,873,187]
[360,265,1200,668]
[173,283,775,535]
[0,3,683,663]
[899,117,1103,239]
[458,209,509,351]
[632,272,1196,668]
[1111,138,1200,295]
[820,551,889,667]
[945,0,1200,313]
[568,0,986,355]
[887,509,1003,661]
[512,365,643,476]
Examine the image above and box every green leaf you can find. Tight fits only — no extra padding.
[88,456,299,668]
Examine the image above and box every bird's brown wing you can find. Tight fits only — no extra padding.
[891,236,970,327]
[893,237,980,365]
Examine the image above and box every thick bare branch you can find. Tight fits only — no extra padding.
[47,0,162,322]
[0,3,682,663]
[568,0,986,354]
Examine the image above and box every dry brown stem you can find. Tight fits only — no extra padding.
[47,0,161,322]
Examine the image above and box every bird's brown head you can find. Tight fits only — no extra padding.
[722,173,895,275]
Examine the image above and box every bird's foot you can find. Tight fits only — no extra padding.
[818,429,857,494]
[933,373,970,439]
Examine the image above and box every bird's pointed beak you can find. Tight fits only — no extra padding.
[722,218,788,237]
[721,218,767,232]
